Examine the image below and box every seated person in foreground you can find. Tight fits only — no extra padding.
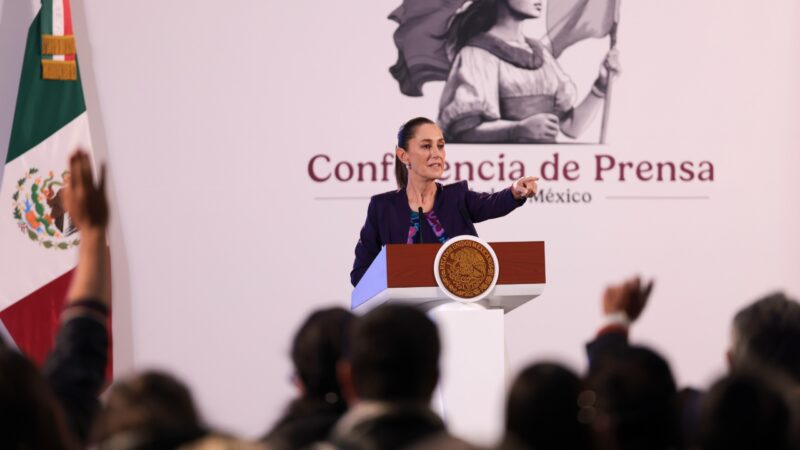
[326,304,464,450]
[262,308,354,450]
[498,363,590,450]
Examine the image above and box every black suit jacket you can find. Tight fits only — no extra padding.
[43,314,108,444]
[330,404,447,450]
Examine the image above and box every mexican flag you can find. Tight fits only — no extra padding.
[0,0,104,366]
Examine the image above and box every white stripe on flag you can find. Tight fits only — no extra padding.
[52,0,66,61]
[53,0,65,36]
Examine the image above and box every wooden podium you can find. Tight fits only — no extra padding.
[351,241,546,446]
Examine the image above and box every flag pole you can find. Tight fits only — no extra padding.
[599,0,620,144]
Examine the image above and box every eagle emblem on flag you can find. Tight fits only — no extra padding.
[12,166,79,250]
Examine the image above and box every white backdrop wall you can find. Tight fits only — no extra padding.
[1,0,799,439]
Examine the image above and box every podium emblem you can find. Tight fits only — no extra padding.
[434,236,499,303]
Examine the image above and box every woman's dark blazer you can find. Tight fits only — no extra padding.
[350,180,525,286]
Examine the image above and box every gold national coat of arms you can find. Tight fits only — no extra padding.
[437,238,496,300]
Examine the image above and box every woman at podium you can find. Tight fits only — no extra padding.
[350,117,539,286]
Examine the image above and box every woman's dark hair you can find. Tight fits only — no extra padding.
[395,116,435,189]
[0,348,76,450]
[445,0,500,56]
[291,307,354,404]
[504,363,590,450]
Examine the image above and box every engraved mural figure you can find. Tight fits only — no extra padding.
[389,0,621,144]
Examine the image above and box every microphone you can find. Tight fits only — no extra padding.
[418,207,424,244]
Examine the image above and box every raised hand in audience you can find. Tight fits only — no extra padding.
[602,276,654,325]
[63,149,109,307]
[64,150,108,229]
[587,276,655,369]
[43,149,111,444]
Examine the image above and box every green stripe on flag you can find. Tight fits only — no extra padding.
[41,0,53,36]
[6,12,86,164]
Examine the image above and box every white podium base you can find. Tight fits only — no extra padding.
[429,303,507,447]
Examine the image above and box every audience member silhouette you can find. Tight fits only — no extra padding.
[263,307,354,450]
[728,292,800,385]
[586,345,680,450]
[699,372,794,450]
[499,363,590,450]
[90,371,207,450]
[0,346,78,450]
[328,304,457,450]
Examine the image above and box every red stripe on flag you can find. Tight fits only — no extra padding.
[0,270,73,365]
[0,269,113,381]
[64,0,75,61]
[64,0,73,34]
